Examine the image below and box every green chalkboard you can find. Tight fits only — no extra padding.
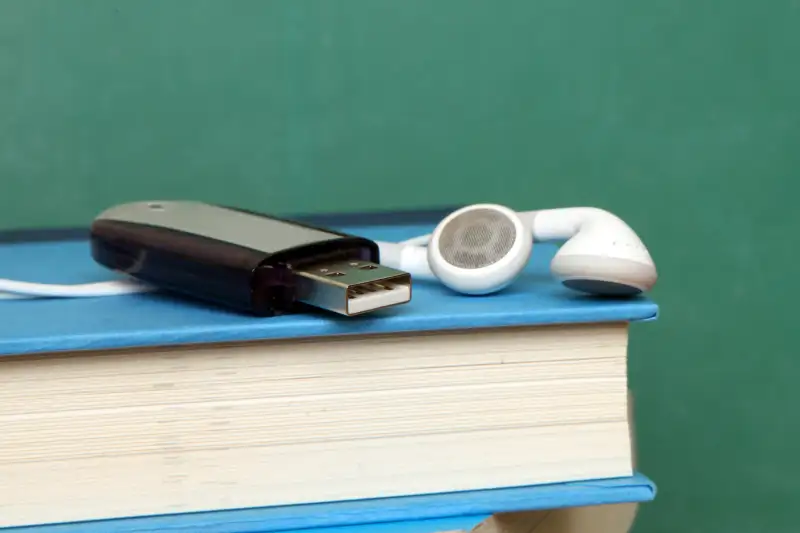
[1,1,799,532]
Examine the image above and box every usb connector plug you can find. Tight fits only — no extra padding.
[294,260,411,316]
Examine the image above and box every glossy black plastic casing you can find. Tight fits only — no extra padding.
[90,207,379,316]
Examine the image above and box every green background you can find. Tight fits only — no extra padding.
[1,1,798,531]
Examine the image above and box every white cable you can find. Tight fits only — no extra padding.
[0,278,154,299]
[399,234,431,246]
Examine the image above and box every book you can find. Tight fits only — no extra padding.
[0,209,658,530]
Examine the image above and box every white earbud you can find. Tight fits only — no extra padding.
[377,204,657,296]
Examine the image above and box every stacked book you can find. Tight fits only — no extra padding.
[0,210,658,533]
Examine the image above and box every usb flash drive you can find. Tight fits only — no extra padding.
[89,201,412,316]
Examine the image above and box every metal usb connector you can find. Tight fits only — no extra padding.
[294,260,411,316]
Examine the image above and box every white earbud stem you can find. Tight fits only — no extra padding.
[377,241,435,280]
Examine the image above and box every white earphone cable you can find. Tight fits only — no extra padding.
[399,234,431,246]
[0,278,155,299]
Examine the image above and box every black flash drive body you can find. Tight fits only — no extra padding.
[90,201,412,316]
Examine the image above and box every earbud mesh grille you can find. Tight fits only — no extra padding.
[438,209,517,269]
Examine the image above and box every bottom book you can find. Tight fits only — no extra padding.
[455,501,641,533]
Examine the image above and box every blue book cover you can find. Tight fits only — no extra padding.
[0,208,659,532]
[0,209,658,357]
[4,475,656,533]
